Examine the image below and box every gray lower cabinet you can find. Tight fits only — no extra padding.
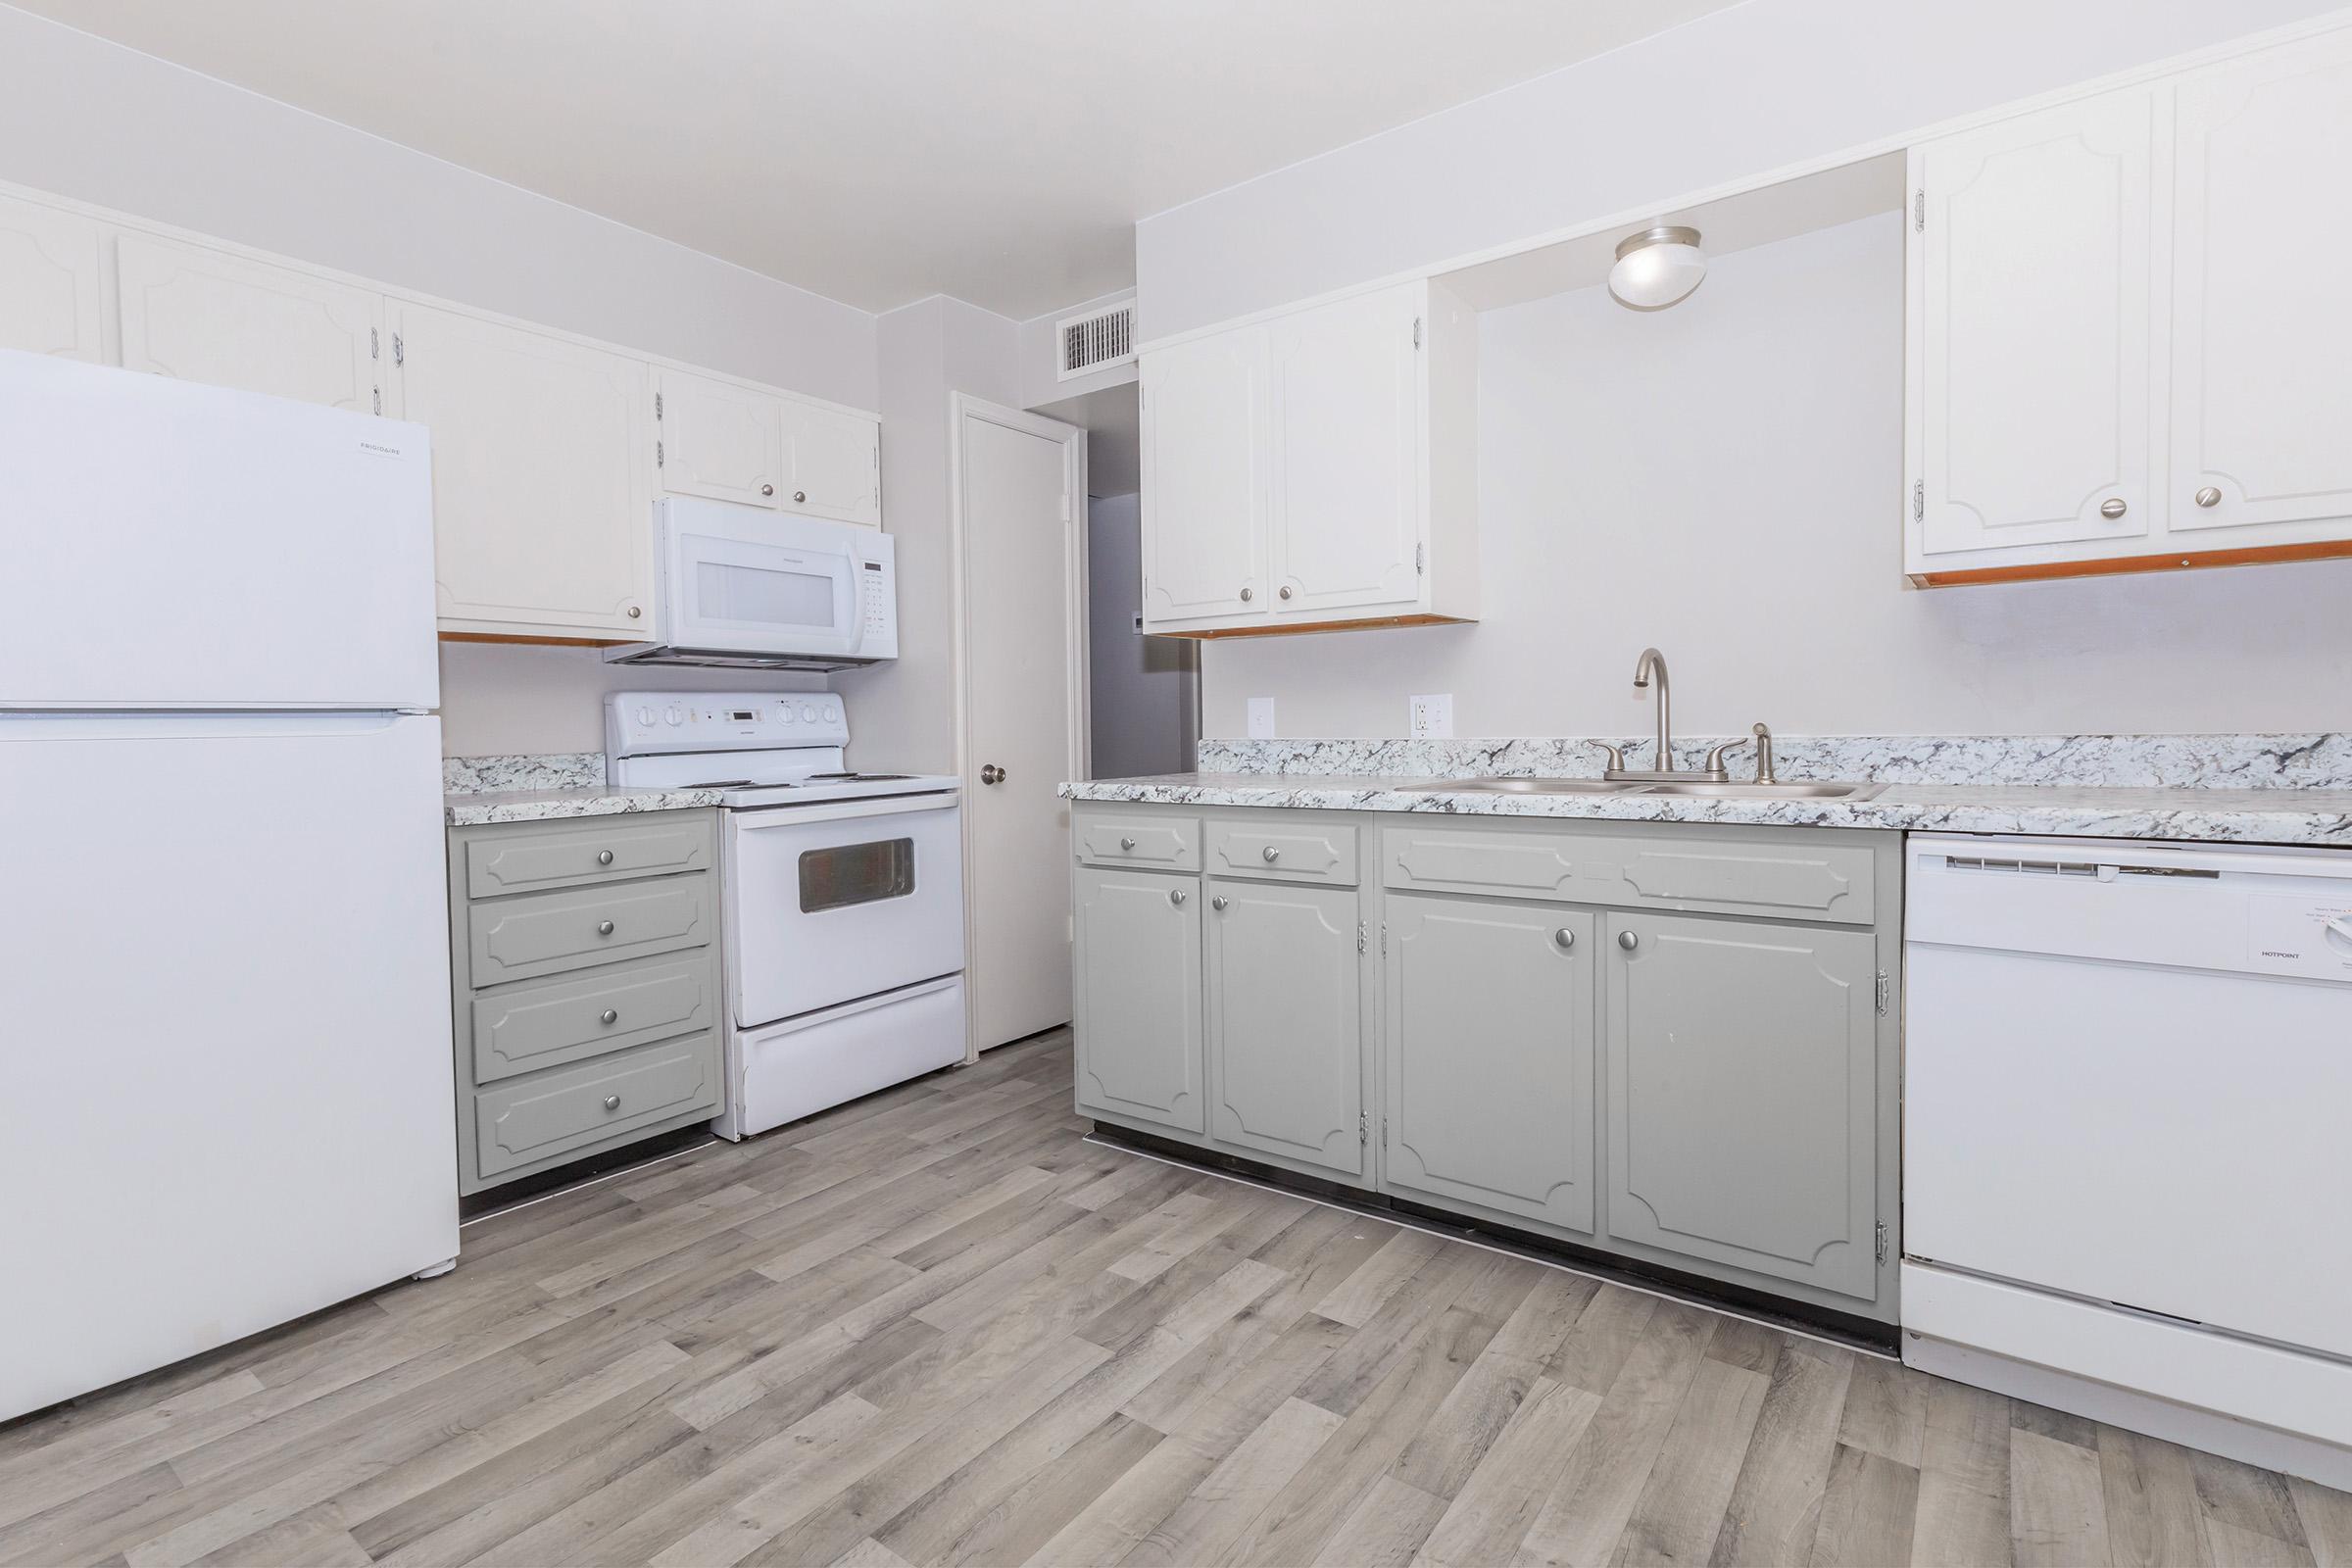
[448,810,723,1195]
[1204,876,1365,1180]
[1603,909,1883,1301]
[1383,894,1595,1233]
[1072,865,1203,1134]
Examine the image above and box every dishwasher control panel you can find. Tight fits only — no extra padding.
[2249,893,2352,981]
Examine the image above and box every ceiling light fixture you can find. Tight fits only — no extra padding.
[1608,225,1706,310]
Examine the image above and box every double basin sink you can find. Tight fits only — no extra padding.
[1428,776,1886,801]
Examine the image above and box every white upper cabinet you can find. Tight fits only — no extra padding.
[659,368,785,509]
[1140,326,1269,626]
[1139,277,1476,636]
[2169,26,2352,541]
[1910,88,2157,566]
[0,193,105,361]
[115,233,381,415]
[1908,24,2352,584]
[778,400,881,527]
[1270,283,1424,616]
[390,302,655,639]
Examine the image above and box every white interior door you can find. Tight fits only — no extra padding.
[2169,28,2352,538]
[957,397,1085,1051]
[115,232,382,415]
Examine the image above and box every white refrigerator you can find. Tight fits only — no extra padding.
[0,351,459,1424]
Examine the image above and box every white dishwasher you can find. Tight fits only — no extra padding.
[1902,833,2352,1483]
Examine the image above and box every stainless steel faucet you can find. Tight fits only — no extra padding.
[1604,647,1730,782]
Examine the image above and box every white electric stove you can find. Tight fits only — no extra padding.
[608,691,967,1139]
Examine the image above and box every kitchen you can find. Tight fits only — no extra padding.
[4,4,2352,1565]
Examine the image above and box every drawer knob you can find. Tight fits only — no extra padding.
[600,1008,619,1025]
[1261,846,1281,863]
[597,920,615,937]
[1554,928,1575,950]
[1211,895,1229,911]
[597,849,615,865]
[2099,497,2128,519]
[603,1095,621,1112]
[1618,929,1639,952]
[1120,836,1136,851]
[2195,485,2222,508]
[1169,888,1188,906]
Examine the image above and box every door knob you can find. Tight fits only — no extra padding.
[1618,929,1639,951]
[980,763,1004,785]
[597,849,614,865]
[597,920,615,936]
[2099,498,2128,519]
[1169,888,1188,906]
[760,483,775,497]
[600,1008,619,1025]
[1554,928,1575,950]
[2194,486,2222,509]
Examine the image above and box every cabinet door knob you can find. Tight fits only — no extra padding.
[597,920,615,936]
[627,606,642,618]
[1618,929,1639,951]
[2099,498,2128,519]
[600,1008,619,1025]
[760,483,775,496]
[603,1095,621,1112]
[597,849,614,865]
[1239,587,1253,602]
[794,490,807,503]
[2194,486,2222,509]
[1212,895,1229,911]
[1169,888,1188,906]
[1554,928,1575,950]
[1261,846,1281,862]
[1120,836,1136,851]
[1278,586,1294,601]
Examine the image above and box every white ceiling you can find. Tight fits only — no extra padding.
[17,0,1740,319]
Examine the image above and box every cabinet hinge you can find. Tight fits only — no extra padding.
[1359,1110,1368,1146]
[1911,481,1924,523]
[654,391,663,420]
[369,327,378,361]
[1415,542,1425,574]
[1914,190,1926,232]
[1356,920,1367,955]
[1876,1220,1889,1264]
[1876,970,1892,1015]
[1380,922,1389,956]
[1381,1115,1388,1145]
[392,332,404,368]
[656,439,664,469]
[371,386,381,416]
[1412,317,1423,350]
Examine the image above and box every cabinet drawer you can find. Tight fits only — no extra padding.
[1075,810,1200,871]
[464,813,713,899]
[469,953,716,1084]
[466,876,711,985]
[1205,819,1358,886]
[1383,825,1875,925]
[471,1033,720,1180]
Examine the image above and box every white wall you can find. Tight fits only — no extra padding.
[1136,0,2342,339]
[1200,214,2352,739]
[0,4,890,758]
[1086,494,1197,777]
[832,296,1023,773]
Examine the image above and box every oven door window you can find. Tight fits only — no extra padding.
[695,559,839,631]
[799,838,915,912]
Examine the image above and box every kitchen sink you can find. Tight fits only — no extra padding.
[1428,777,1650,795]
[1637,780,1886,800]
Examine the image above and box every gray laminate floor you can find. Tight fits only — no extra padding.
[3,1031,2345,1567]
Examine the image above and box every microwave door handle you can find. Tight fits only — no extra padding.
[844,562,867,657]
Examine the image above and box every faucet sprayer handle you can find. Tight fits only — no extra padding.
[1750,722,1778,784]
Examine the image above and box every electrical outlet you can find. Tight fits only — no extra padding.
[1408,694,1453,740]
[1247,698,1277,739]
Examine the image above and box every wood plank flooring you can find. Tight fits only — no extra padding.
[3,1029,2345,1567]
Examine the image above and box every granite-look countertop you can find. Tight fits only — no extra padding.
[1060,772,2352,848]
[445,785,722,826]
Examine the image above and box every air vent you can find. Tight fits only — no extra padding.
[1057,301,1135,380]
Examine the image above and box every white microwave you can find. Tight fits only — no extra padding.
[606,498,898,671]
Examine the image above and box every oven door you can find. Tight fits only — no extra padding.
[725,793,965,1028]
[661,499,864,660]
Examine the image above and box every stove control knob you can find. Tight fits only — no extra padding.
[636,706,655,727]
[663,705,683,726]
[823,701,840,721]
[779,708,796,724]
[802,704,817,721]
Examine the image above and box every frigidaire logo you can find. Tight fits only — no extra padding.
[358,440,404,458]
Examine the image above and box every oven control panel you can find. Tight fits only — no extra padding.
[605,690,848,755]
